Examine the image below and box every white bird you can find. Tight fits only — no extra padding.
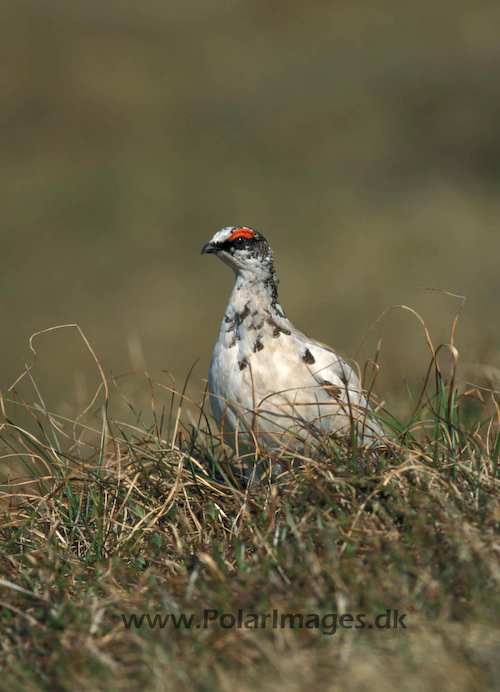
[202,226,385,477]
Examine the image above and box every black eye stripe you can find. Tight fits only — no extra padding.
[218,236,255,253]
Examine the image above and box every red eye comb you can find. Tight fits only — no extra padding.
[229,228,254,242]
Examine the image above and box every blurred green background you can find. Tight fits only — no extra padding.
[2,0,500,419]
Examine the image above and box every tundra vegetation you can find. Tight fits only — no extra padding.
[1,319,499,692]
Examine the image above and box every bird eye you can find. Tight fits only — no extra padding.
[234,236,246,248]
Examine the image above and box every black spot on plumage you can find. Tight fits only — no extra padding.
[302,349,315,365]
[226,303,251,333]
[320,379,342,401]
[239,358,248,370]
[226,317,238,332]
[248,319,264,331]
[267,317,291,338]
[239,304,250,322]
[253,338,264,352]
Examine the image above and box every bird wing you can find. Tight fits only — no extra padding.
[291,333,383,443]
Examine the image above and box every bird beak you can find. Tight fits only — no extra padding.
[201,241,217,255]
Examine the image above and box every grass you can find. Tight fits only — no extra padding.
[1,324,500,691]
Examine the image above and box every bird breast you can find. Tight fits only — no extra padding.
[207,301,367,449]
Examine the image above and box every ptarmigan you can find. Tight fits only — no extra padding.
[202,226,385,476]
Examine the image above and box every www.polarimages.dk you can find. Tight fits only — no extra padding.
[121,609,407,635]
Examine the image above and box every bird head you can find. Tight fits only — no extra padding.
[201,226,276,281]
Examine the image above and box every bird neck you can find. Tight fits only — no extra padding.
[227,269,283,319]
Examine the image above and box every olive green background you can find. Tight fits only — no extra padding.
[2,0,500,419]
